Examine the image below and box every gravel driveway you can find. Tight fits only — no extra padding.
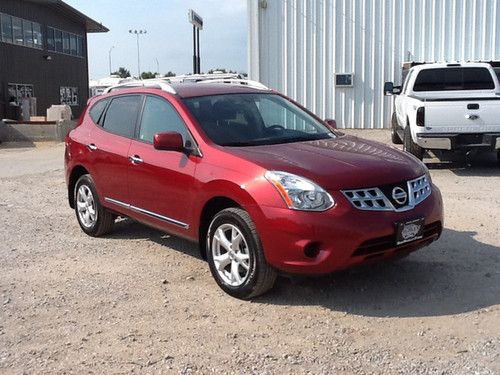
[0,131,499,374]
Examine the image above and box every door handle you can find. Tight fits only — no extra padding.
[129,155,143,164]
[87,143,97,151]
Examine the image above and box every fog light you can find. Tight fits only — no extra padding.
[304,242,320,258]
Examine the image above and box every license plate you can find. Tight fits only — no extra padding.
[395,217,425,245]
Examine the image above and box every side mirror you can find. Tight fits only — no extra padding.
[384,81,402,96]
[325,119,337,129]
[153,131,184,152]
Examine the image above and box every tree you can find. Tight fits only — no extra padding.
[141,71,157,79]
[164,71,176,77]
[111,67,131,78]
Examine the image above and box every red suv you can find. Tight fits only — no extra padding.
[65,80,443,299]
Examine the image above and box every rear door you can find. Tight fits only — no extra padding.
[127,95,198,234]
[87,94,142,206]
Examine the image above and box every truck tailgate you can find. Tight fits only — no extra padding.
[424,100,500,133]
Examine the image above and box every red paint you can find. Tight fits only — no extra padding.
[66,84,443,275]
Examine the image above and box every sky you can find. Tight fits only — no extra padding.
[64,0,248,80]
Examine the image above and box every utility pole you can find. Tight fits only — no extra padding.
[154,58,159,76]
[108,46,114,75]
[129,29,147,78]
[188,10,203,74]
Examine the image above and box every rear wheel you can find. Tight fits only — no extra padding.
[403,125,424,160]
[391,113,403,144]
[74,174,115,237]
[206,208,277,299]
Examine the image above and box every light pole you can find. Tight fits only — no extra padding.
[154,58,159,76]
[129,29,147,78]
[108,46,114,76]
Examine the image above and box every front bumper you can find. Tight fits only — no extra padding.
[254,185,443,275]
[416,132,500,150]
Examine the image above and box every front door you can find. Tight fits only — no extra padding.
[127,95,198,234]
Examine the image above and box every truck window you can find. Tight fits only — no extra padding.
[494,68,500,83]
[413,68,495,91]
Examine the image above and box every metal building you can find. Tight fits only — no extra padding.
[248,0,500,129]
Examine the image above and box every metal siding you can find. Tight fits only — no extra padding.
[249,0,500,128]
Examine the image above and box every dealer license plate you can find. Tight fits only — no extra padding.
[395,217,425,245]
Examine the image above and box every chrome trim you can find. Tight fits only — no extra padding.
[104,197,189,229]
[342,174,431,212]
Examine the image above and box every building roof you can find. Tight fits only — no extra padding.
[27,0,109,33]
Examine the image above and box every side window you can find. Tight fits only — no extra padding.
[139,96,192,145]
[89,99,108,124]
[102,95,141,138]
[402,71,413,94]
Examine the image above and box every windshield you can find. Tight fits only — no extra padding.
[182,94,334,146]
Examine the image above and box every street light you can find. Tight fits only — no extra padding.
[129,29,147,78]
[108,45,115,76]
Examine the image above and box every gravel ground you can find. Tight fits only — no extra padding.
[0,131,499,374]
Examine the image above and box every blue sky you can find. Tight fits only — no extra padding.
[65,0,248,79]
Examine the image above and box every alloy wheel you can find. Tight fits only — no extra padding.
[76,185,97,228]
[211,223,251,286]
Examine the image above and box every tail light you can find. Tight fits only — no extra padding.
[416,107,425,127]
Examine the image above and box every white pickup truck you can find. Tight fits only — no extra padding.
[384,62,500,163]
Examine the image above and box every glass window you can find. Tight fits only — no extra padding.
[1,14,13,43]
[89,99,108,124]
[70,34,77,55]
[139,96,192,144]
[12,16,23,45]
[183,94,333,147]
[102,96,141,138]
[47,27,54,51]
[494,68,500,84]
[23,20,33,46]
[77,36,84,57]
[55,29,62,52]
[32,22,42,48]
[62,31,70,54]
[414,68,495,91]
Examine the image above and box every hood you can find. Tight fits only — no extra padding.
[225,135,426,190]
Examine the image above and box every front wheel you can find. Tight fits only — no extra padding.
[206,208,277,299]
[403,126,424,160]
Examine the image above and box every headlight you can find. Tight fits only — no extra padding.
[264,171,334,211]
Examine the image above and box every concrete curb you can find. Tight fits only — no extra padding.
[0,120,75,143]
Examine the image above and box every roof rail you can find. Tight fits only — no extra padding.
[197,78,269,90]
[103,80,176,95]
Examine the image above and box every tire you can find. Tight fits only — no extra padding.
[74,174,114,237]
[391,113,403,144]
[497,150,500,166]
[206,208,277,299]
[403,125,424,160]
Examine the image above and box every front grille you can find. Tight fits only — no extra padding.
[342,174,431,212]
[353,221,442,257]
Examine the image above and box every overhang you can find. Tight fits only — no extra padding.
[26,0,109,33]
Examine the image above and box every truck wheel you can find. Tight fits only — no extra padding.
[391,113,403,144]
[403,126,424,160]
[497,150,500,166]
[206,208,277,299]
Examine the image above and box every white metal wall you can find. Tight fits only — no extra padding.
[248,0,500,129]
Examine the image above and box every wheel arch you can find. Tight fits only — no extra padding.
[68,165,89,208]
[198,196,242,259]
